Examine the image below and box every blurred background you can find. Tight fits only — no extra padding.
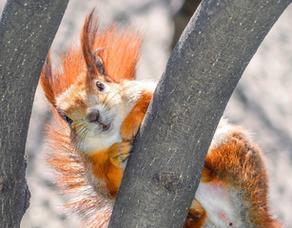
[1,0,292,227]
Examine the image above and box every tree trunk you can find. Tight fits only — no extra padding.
[109,0,291,227]
[0,1,68,227]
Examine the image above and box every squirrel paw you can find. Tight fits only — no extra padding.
[109,142,132,166]
[120,122,139,141]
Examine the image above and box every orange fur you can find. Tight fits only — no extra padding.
[88,142,132,197]
[184,200,207,228]
[40,55,56,106]
[45,112,112,228]
[120,91,153,141]
[94,27,141,82]
[201,130,279,227]
[40,10,141,101]
[83,91,153,198]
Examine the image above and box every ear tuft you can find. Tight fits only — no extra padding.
[81,9,100,78]
[81,9,142,83]
[40,54,56,106]
[100,29,141,82]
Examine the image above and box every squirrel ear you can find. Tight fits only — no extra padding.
[81,10,104,84]
[40,54,56,106]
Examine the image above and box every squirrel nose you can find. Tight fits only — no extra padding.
[87,110,100,123]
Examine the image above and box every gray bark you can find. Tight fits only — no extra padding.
[0,1,68,227]
[109,0,291,227]
[172,0,201,47]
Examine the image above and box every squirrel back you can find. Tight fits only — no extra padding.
[193,121,280,227]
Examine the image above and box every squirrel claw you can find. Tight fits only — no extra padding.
[109,142,132,166]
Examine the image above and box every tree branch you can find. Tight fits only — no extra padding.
[0,1,68,227]
[109,0,291,227]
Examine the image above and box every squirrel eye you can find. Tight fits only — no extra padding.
[64,115,73,125]
[57,109,73,125]
[96,80,105,91]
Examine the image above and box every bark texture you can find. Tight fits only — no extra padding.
[0,1,68,227]
[109,0,291,227]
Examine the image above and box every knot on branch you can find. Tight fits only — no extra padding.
[152,171,184,194]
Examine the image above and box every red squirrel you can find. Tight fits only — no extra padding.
[40,11,280,228]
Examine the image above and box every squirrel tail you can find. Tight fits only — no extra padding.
[45,112,112,227]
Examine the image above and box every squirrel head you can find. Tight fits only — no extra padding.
[40,10,142,153]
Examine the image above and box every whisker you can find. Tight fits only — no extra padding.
[77,126,88,149]
[78,129,88,150]
[71,121,88,149]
